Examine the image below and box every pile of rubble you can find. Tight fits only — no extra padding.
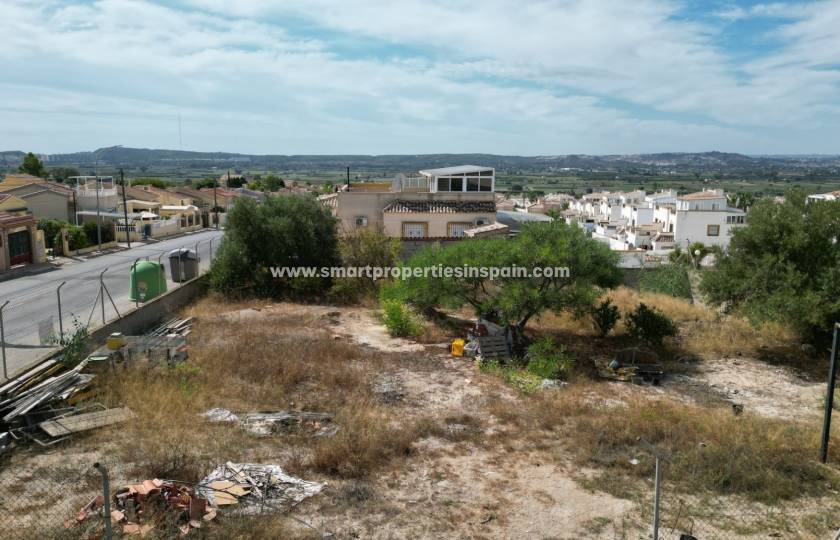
[70,463,324,535]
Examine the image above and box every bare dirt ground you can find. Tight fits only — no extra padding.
[213,303,642,538]
[1,300,834,539]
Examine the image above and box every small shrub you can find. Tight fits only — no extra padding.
[65,225,89,251]
[37,218,70,249]
[83,221,114,245]
[625,303,678,347]
[526,337,574,380]
[381,300,421,337]
[591,298,620,336]
[639,266,693,301]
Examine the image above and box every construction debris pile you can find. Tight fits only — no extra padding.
[0,317,194,456]
[69,463,324,535]
[197,462,325,515]
[202,408,338,437]
[71,478,217,536]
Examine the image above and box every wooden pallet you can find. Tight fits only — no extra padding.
[476,335,509,359]
[39,407,133,437]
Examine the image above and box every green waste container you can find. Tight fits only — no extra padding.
[129,261,167,303]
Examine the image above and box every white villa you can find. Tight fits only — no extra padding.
[563,188,747,260]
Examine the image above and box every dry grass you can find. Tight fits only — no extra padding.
[533,286,800,359]
[487,383,840,503]
[97,295,429,484]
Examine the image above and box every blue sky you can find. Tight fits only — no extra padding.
[1,0,839,155]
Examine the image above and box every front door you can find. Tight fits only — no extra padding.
[8,230,32,266]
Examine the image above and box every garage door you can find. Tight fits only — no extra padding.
[8,230,32,266]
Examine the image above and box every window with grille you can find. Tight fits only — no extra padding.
[448,222,472,237]
[402,222,427,238]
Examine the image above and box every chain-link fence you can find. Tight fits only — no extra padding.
[0,232,220,382]
[642,455,840,540]
[0,456,117,540]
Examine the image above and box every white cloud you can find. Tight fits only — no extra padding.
[0,0,838,154]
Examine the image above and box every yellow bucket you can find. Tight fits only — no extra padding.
[106,332,126,350]
[451,339,465,357]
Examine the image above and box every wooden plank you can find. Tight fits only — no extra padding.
[39,407,133,437]
[476,336,508,358]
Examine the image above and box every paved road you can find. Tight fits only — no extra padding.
[0,228,224,380]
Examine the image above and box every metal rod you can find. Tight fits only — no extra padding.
[132,258,141,308]
[57,281,66,338]
[653,455,661,540]
[820,323,840,463]
[99,268,108,325]
[209,237,215,262]
[195,240,200,276]
[0,300,8,380]
[93,462,112,540]
[102,283,121,319]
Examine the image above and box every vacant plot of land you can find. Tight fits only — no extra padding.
[1,292,838,539]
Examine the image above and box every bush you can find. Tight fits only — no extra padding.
[65,225,89,251]
[330,226,401,303]
[639,265,693,301]
[37,218,70,249]
[209,195,339,298]
[625,303,677,347]
[381,300,421,338]
[83,221,114,245]
[526,337,574,380]
[590,298,620,336]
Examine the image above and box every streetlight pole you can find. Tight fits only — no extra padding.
[820,323,840,463]
[120,169,131,248]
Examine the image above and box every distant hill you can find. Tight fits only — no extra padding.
[2,146,839,173]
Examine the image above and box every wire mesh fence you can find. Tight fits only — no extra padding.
[0,457,115,540]
[0,233,219,382]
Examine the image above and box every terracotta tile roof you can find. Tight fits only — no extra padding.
[383,200,496,214]
[0,210,35,227]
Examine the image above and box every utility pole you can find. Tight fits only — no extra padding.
[120,169,131,248]
[214,175,220,230]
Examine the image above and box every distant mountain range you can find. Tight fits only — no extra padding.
[2,146,840,173]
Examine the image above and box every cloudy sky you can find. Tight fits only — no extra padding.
[1,0,839,155]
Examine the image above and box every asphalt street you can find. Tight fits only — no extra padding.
[0,228,224,380]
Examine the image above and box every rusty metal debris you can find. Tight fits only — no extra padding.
[197,462,325,514]
[202,408,338,437]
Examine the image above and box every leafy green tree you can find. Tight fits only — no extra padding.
[18,152,47,177]
[263,174,285,192]
[390,221,621,349]
[48,167,80,182]
[210,195,339,297]
[701,189,840,340]
[195,177,218,189]
[330,226,401,302]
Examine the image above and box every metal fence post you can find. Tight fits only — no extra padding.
[653,455,662,540]
[93,462,112,540]
[195,240,201,275]
[0,300,8,380]
[132,258,141,308]
[99,268,108,325]
[209,236,215,263]
[57,281,66,339]
[820,323,840,463]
